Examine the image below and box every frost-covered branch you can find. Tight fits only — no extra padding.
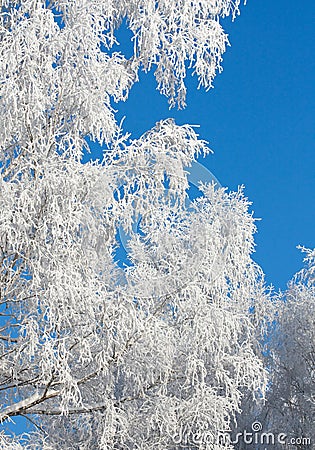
[0,1,272,448]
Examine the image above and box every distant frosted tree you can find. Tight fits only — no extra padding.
[232,249,314,450]
[263,249,315,448]
[0,1,269,448]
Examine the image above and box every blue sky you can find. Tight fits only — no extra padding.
[112,1,314,291]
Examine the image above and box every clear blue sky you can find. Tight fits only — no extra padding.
[112,1,315,291]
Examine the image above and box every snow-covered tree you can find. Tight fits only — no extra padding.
[0,1,269,448]
[263,249,314,448]
[232,249,314,450]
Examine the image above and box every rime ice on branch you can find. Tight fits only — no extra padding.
[0,1,270,449]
